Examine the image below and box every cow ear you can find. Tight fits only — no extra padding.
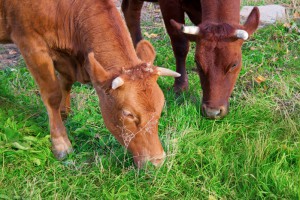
[136,40,156,64]
[88,52,110,83]
[243,7,260,36]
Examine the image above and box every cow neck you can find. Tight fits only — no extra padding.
[200,0,240,24]
[72,0,140,73]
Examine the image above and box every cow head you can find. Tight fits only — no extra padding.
[87,40,180,168]
[171,7,260,119]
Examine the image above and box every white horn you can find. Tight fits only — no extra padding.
[181,25,200,35]
[157,67,181,77]
[235,30,249,40]
[112,77,124,90]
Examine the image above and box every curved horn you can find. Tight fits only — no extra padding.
[235,30,249,40]
[112,77,124,90]
[157,67,181,77]
[181,25,200,35]
[170,19,200,35]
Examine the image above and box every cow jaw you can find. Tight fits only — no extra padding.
[117,112,166,168]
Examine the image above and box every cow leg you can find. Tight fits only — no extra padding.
[16,41,72,160]
[58,74,74,119]
[54,60,76,119]
[122,0,144,46]
[170,35,189,93]
[159,1,189,93]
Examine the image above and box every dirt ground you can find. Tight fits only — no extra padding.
[0,0,161,69]
[0,44,21,69]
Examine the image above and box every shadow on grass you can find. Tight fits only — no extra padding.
[163,86,203,116]
[0,75,133,168]
[0,81,48,127]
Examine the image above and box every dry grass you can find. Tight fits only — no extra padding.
[242,0,299,13]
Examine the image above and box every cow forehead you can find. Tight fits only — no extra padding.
[110,64,163,112]
[196,39,241,58]
[121,63,157,80]
[129,79,160,102]
[114,77,162,111]
[195,41,242,74]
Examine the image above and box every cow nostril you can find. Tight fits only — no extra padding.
[152,158,164,166]
[219,107,225,116]
[202,103,228,119]
[151,152,166,167]
[202,106,221,119]
[208,109,221,117]
[215,109,221,116]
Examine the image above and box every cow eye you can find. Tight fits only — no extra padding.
[229,62,239,72]
[122,109,134,119]
[122,109,140,125]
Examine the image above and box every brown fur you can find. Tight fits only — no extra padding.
[199,23,237,40]
[122,0,260,119]
[0,0,166,167]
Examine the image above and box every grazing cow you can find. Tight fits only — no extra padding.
[0,0,180,168]
[122,0,260,119]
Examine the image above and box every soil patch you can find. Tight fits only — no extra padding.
[0,44,22,69]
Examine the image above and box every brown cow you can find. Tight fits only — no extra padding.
[122,0,260,119]
[0,0,180,168]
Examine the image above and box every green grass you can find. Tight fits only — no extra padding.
[1,23,299,199]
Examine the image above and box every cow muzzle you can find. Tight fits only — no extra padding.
[202,103,228,119]
[133,151,166,168]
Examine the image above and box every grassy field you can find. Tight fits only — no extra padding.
[1,4,300,200]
